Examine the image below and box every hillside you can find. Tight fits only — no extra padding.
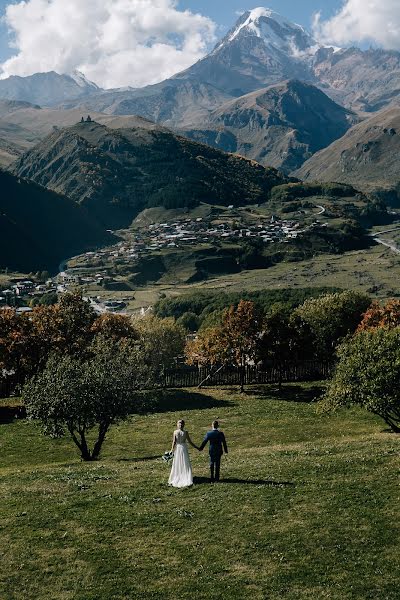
[12,121,287,229]
[181,80,357,173]
[59,79,231,129]
[295,108,400,199]
[0,107,166,167]
[0,170,113,272]
[314,47,400,113]
[1,387,398,599]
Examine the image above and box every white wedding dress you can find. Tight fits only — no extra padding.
[168,429,193,488]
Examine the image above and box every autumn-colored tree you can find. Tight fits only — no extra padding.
[54,292,96,355]
[357,299,400,332]
[0,293,98,388]
[0,309,35,384]
[186,300,262,391]
[186,326,228,367]
[91,313,138,343]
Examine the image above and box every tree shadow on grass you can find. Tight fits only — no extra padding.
[151,389,234,414]
[0,405,26,424]
[193,476,294,487]
[243,384,325,404]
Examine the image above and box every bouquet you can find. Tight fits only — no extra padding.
[162,451,174,463]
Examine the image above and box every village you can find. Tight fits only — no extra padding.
[69,212,323,269]
[0,213,327,316]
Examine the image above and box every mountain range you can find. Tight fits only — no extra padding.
[181,79,357,173]
[1,6,400,274]
[2,9,400,122]
[0,7,400,180]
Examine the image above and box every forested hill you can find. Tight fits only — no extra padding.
[12,121,288,229]
[0,170,113,272]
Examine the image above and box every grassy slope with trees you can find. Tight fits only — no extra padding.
[0,385,398,599]
[12,122,288,229]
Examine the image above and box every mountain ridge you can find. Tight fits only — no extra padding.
[295,107,400,199]
[12,120,288,229]
[181,79,357,173]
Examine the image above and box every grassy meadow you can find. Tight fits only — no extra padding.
[95,244,400,313]
[0,384,399,600]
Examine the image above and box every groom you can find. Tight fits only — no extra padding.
[199,420,228,482]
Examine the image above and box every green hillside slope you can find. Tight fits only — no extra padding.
[12,121,288,229]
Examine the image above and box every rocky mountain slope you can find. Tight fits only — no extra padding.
[0,170,112,272]
[0,71,101,107]
[313,47,400,113]
[181,80,357,173]
[295,107,400,198]
[60,79,231,129]
[12,121,287,229]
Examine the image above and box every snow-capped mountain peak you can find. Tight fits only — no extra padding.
[69,70,99,90]
[215,7,319,58]
[228,8,299,41]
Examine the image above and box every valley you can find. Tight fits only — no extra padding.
[1,6,400,311]
[1,6,400,600]
[51,193,398,315]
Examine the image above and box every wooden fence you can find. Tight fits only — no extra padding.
[0,378,14,399]
[0,362,333,399]
[163,361,333,389]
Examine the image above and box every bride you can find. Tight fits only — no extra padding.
[168,419,198,488]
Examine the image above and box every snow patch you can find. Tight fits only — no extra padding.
[69,70,99,89]
[228,7,308,43]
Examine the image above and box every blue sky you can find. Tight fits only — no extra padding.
[179,1,341,34]
[0,0,342,63]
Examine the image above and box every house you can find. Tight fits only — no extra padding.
[13,281,35,296]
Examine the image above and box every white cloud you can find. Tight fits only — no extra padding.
[313,0,400,50]
[0,0,216,88]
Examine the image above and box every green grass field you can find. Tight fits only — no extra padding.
[0,384,398,599]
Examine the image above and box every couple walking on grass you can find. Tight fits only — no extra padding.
[168,419,228,488]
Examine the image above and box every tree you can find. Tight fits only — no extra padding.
[257,307,313,389]
[294,291,371,359]
[0,293,143,390]
[23,338,154,460]
[133,315,186,374]
[186,300,262,391]
[186,326,228,367]
[0,309,35,385]
[91,313,138,342]
[320,328,400,433]
[54,292,96,355]
[357,299,400,332]
[177,311,200,333]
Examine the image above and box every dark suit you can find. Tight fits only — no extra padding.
[199,429,228,482]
